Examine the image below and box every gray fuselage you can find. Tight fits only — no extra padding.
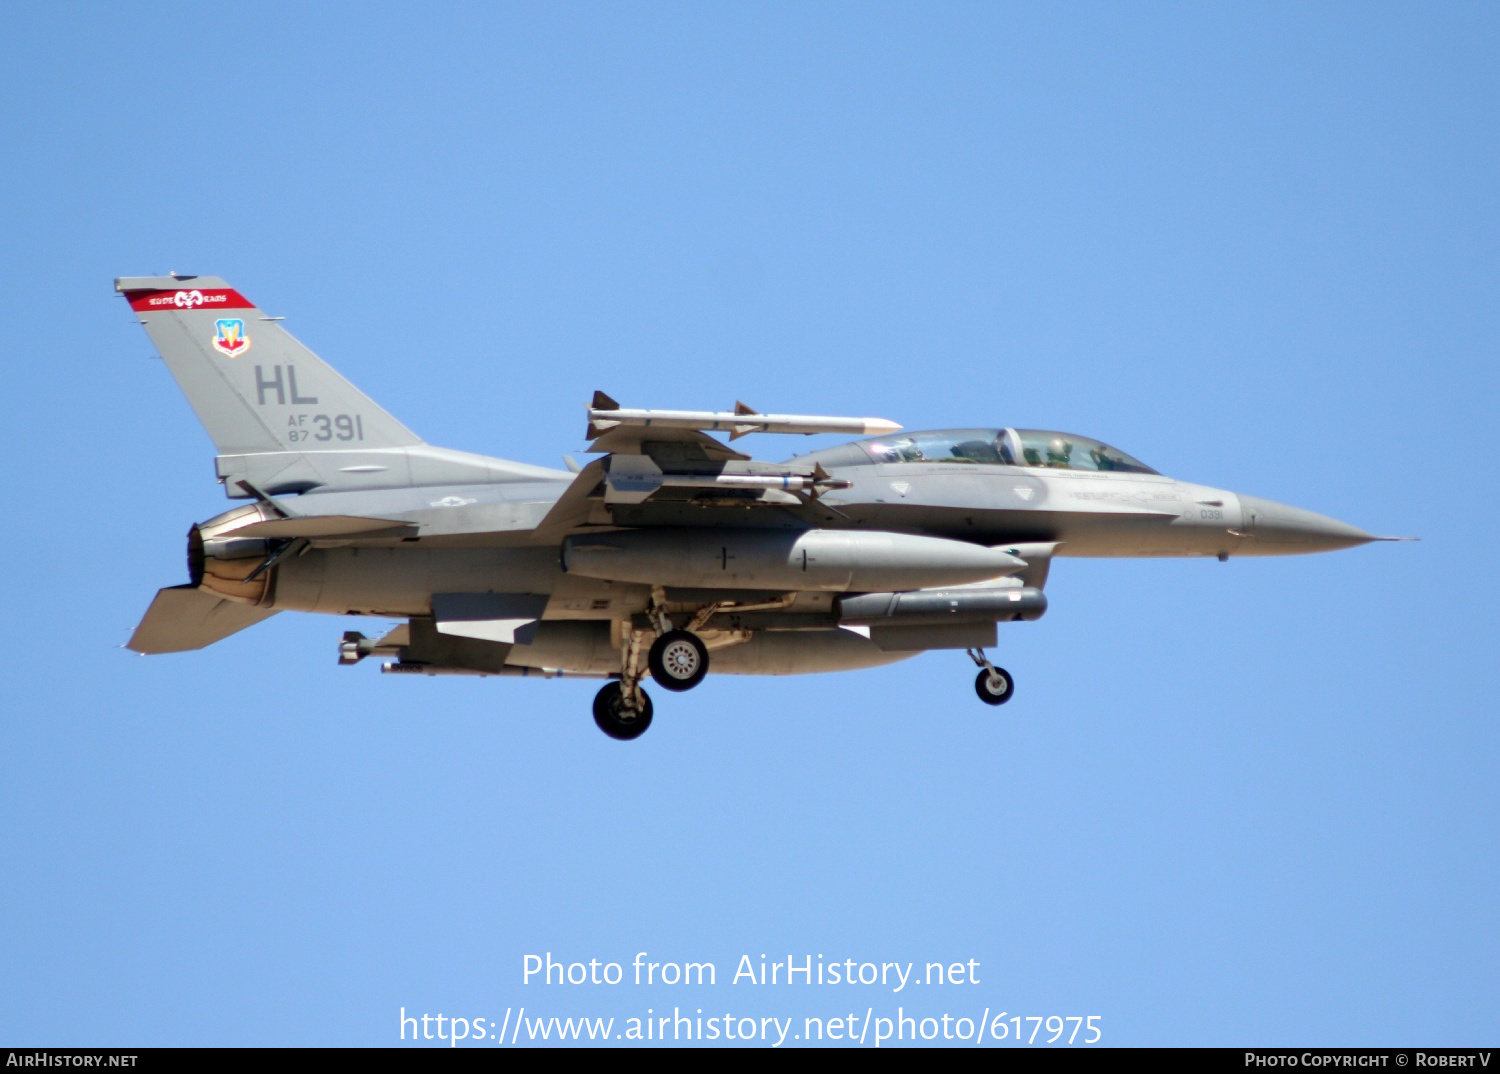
[198,429,1375,625]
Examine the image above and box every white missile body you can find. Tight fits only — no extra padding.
[588,405,901,440]
[601,453,851,504]
[663,473,849,491]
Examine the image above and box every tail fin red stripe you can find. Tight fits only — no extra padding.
[126,288,253,312]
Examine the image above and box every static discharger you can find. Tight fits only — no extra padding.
[587,391,902,441]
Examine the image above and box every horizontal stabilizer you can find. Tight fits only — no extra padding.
[234,514,414,538]
[127,585,278,654]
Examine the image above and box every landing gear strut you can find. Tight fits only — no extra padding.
[594,591,719,738]
[594,618,656,740]
[967,648,1014,706]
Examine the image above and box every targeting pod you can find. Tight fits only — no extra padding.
[839,586,1048,627]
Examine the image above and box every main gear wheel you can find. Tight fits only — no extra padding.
[647,629,710,692]
[593,681,654,740]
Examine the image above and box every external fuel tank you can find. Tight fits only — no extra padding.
[562,527,1025,592]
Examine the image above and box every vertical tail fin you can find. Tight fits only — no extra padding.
[118,275,421,455]
[119,275,568,497]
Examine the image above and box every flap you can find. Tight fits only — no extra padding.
[127,585,278,654]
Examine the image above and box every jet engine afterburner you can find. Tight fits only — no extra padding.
[188,503,281,606]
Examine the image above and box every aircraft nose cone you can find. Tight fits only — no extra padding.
[1238,494,1377,554]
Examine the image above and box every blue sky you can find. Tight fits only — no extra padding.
[0,2,1495,1046]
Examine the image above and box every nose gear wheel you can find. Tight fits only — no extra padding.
[974,667,1014,705]
[966,647,1015,706]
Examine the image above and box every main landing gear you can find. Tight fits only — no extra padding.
[647,629,709,692]
[593,680,654,740]
[592,629,711,740]
[594,591,715,739]
[967,648,1014,706]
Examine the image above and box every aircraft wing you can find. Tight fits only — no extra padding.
[126,585,278,654]
[587,425,750,461]
[529,458,608,544]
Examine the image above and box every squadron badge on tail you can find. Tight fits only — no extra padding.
[212,318,250,357]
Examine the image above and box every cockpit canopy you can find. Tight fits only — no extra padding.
[806,428,1158,475]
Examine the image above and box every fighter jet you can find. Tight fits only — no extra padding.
[120,275,1405,739]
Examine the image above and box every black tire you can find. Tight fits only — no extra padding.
[593,681,654,740]
[974,666,1014,706]
[647,630,710,692]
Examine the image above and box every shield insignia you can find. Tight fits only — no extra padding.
[212,318,250,357]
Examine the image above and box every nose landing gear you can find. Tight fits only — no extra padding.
[967,648,1014,706]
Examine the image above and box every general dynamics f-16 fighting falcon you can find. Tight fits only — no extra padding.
[119,275,1407,739]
